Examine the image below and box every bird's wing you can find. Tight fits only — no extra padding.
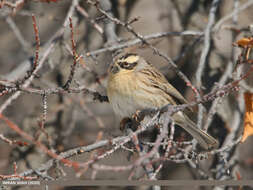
[140,66,189,105]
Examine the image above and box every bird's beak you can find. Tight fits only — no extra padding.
[110,65,119,74]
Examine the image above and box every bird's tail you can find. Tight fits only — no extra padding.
[173,112,219,150]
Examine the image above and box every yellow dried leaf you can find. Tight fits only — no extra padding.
[241,92,253,142]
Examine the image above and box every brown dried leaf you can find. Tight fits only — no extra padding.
[235,37,253,48]
[241,92,253,142]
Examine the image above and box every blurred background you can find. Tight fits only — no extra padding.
[0,0,253,189]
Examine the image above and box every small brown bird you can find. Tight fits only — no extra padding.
[107,53,219,150]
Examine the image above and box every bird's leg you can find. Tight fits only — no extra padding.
[132,110,146,122]
[120,117,132,131]
[120,116,140,132]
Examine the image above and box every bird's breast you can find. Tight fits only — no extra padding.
[107,71,140,117]
[107,70,171,118]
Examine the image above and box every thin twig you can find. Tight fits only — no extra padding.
[76,5,103,34]
[63,17,78,89]
[5,16,30,50]
[195,0,221,130]
[213,0,253,34]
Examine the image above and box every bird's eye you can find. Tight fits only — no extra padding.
[123,62,129,66]
[118,61,130,69]
[118,61,138,70]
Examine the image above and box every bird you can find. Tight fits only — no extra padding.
[107,52,219,150]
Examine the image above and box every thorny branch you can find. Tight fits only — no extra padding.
[63,17,78,90]
[0,0,252,184]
